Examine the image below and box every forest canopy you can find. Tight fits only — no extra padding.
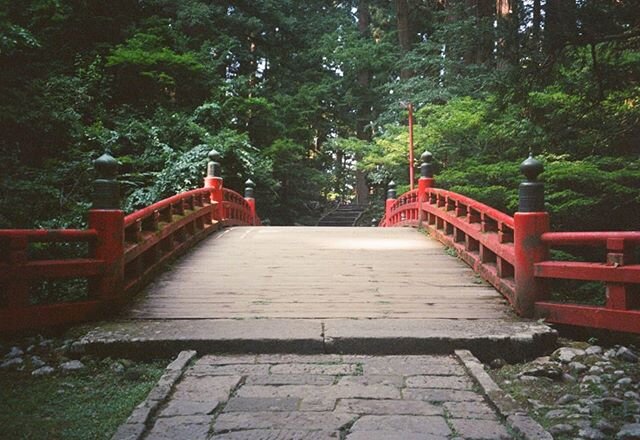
[0,0,638,230]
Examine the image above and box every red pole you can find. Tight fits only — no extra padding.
[408,102,414,191]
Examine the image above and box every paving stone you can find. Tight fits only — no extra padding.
[335,398,442,416]
[213,411,355,432]
[246,375,336,386]
[172,375,242,402]
[405,375,473,389]
[237,384,401,400]
[145,415,211,440]
[158,399,219,417]
[197,355,257,365]
[188,364,270,376]
[111,423,146,440]
[333,384,401,399]
[345,432,447,440]
[350,415,451,436]
[224,397,300,412]
[360,356,465,376]
[443,401,498,420]
[298,397,337,412]
[450,418,511,439]
[210,430,340,440]
[403,388,484,402]
[270,363,357,375]
[256,354,344,364]
[336,375,404,387]
[237,385,333,399]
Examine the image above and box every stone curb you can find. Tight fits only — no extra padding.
[455,349,553,440]
[111,350,197,440]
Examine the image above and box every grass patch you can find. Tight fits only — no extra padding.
[0,359,165,440]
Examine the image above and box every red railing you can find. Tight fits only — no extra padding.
[123,188,218,295]
[382,187,517,308]
[223,188,259,226]
[535,232,640,333]
[0,154,260,333]
[382,175,640,333]
[0,229,106,331]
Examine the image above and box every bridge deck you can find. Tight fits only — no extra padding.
[127,227,513,320]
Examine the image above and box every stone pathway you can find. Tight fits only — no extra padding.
[136,354,516,440]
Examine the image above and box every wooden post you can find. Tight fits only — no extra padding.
[514,155,549,317]
[244,179,257,225]
[89,150,124,302]
[204,149,224,222]
[384,181,397,226]
[418,151,435,225]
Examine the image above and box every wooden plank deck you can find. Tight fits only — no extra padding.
[126,227,514,320]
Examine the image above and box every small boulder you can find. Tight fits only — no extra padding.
[5,346,24,359]
[32,366,55,376]
[617,347,639,363]
[569,361,588,374]
[579,427,606,440]
[0,357,23,370]
[489,358,506,369]
[551,347,585,363]
[556,394,578,405]
[31,356,46,368]
[60,360,85,372]
[549,424,574,436]
[617,423,640,440]
[586,345,603,355]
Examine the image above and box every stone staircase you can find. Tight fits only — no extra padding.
[317,204,367,227]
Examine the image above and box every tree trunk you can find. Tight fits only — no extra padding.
[465,0,493,65]
[495,0,517,68]
[355,0,371,205]
[396,0,413,80]
[544,0,577,54]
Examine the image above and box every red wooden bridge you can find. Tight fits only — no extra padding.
[1,150,638,334]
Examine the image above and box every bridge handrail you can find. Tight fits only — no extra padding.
[124,188,211,228]
[382,152,640,334]
[1,149,260,333]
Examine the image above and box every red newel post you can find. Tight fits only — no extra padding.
[418,151,435,224]
[88,150,124,301]
[204,149,224,222]
[514,155,549,317]
[384,181,397,226]
[244,179,257,225]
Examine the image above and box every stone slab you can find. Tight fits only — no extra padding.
[324,319,557,361]
[350,415,451,436]
[210,431,340,440]
[213,411,355,432]
[335,398,442,416]
[80,320,324,358]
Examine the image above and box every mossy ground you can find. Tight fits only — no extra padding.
[0,352,164,440]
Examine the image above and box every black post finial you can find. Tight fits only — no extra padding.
[518,154,545,212]
[387,180,397,200]
[92,150,120,209]
[420,151,434,178]
[244,178,256,198]
[207,149,222,178]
